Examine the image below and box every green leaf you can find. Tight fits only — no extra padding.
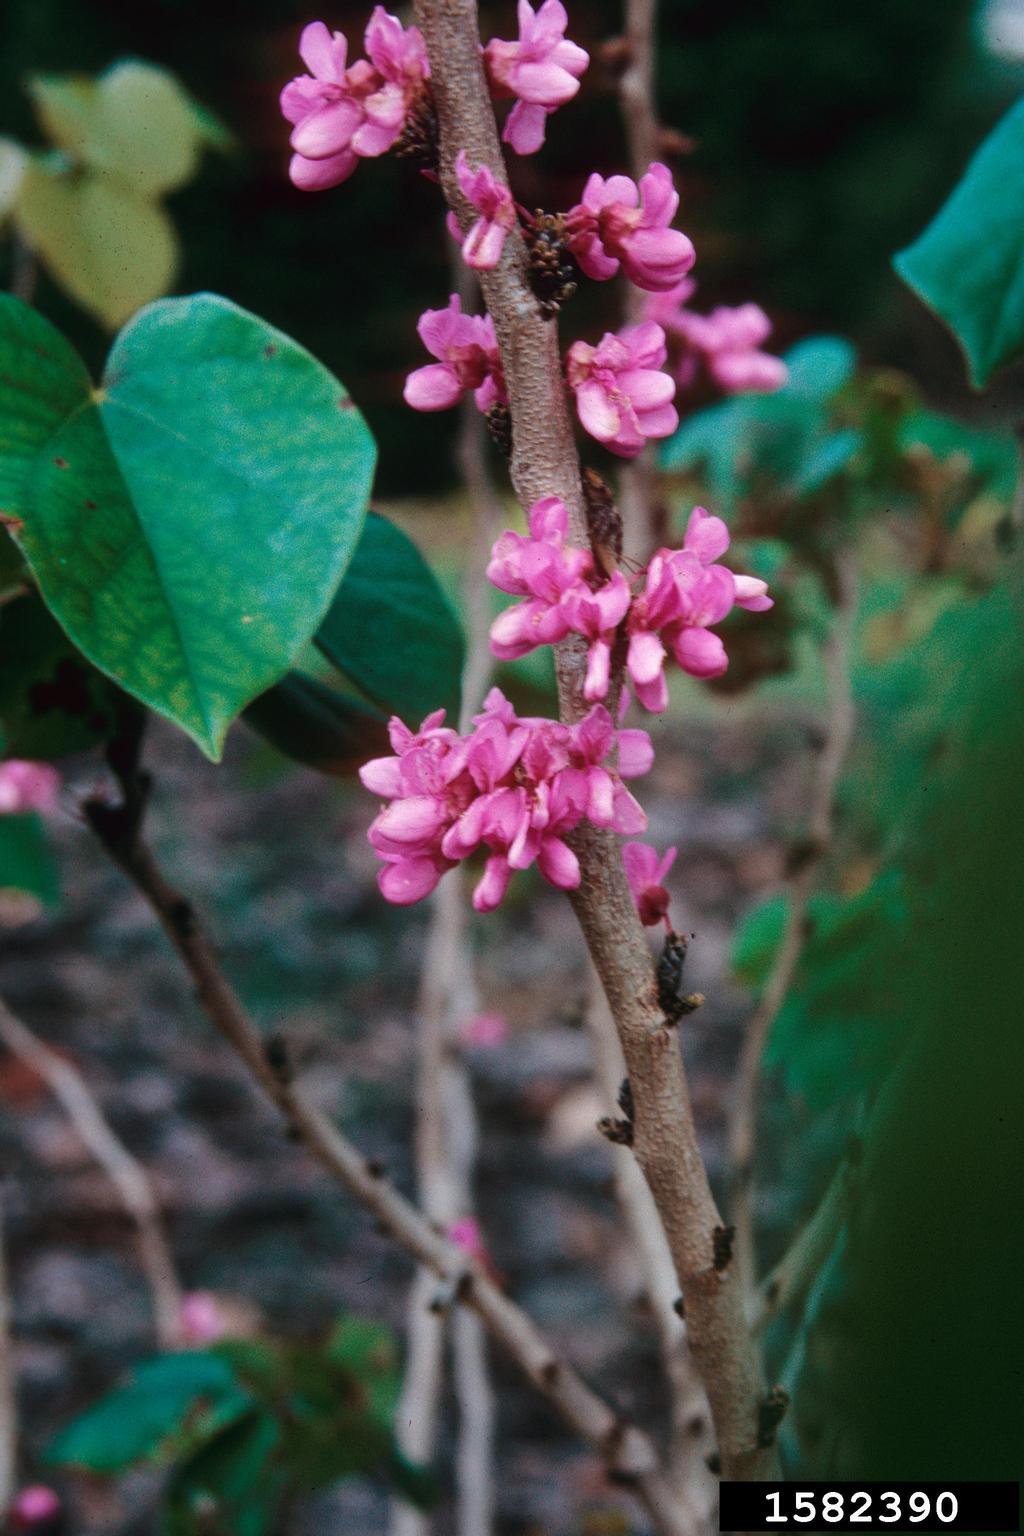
[0,293,376,758]
[243,671,389,775]
[894,97,1024,388]
[0,813,60,907]
[47,1353,249,1473]
[781,336,856,401]
[790,428,862,497]
[164,1411,283,1536]
[315,513,465,722]
[28,61,208,198]
[658,335,857,511]
[15,158,178,330]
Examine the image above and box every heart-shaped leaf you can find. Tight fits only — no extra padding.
[894,97,1024,388]
[315,512,465,722]
[28,61,209,199]
[0,293,376,757]
[15,158,179,330]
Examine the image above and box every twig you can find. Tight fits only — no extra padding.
[0,1190,16,1521]
[84,801,689,1536]
[587,973,717,1531]
[0,998,183,1351]
[391,263,499,1536]
[748,1152,854,1337]
[727,550,859,1298]
[619,0,661,177]
[413,0,774,1480]
[616,0,668,556]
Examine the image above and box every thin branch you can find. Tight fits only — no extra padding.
[0,998,183,1351]
[615,0,669,556]
[391,261,499,1536]
[727,550,859,1298]
[619,0,661,178]
[587,972,717,1531]
[748,1151,855,1337]
[0,1190,16,1521]
[85,803,688,1536]
[413,0,774,1479]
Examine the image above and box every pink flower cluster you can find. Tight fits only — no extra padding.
[488,497,771,710]
[623,842,677,928]
[282,0,587,190]
[281,9,429,191]
[647,281,788,395]
[454,153,516,270]
[484,0,589,155]
[0,760,59,816]
[403,295,506,413]
[565,164,695,293]
[359,688,653,910]
[565,321,678,458]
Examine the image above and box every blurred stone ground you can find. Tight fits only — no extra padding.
[0,695,814,1534]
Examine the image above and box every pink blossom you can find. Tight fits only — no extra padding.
[178,1290,227,1346]
[646,283,787,394]
[360,690,651,911]
[566,322,678,458]
[404,295,506,414]
[448,1216,486,1259]
[0,760,59,816]
[454,153,516,270]
[462,1010,508,1047]
[562,571,631,701]
[488,495,592,660]
[281,9,429,191]
[565,163,696,292]
[626,507,772,710]
[623,842,677,927]
[484,0,589,155]
[8,1488,62,1533]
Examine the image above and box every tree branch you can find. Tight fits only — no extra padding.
[727,550,859,1298]
[0,1190,16,1522]
[0,997,183,1350]
[587,972,717,1530]
[85,801,688,1536]
[412,0,774,1480]
[391,260,499,1536]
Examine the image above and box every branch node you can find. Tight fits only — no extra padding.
[263,1032,293,1085]
[484,401,512,459]
[597,1115,634,1147]
[712,1224,736,1273]
[394,83,439,174]
[581,467,623,577]
[524,211,577,319]
[757,1385,790,1448]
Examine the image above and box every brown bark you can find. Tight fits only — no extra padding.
[412,0,775,1481]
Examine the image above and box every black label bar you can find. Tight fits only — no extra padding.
[719,1481,1021,1533]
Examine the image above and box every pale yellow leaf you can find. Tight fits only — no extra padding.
[15,160,179,329]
